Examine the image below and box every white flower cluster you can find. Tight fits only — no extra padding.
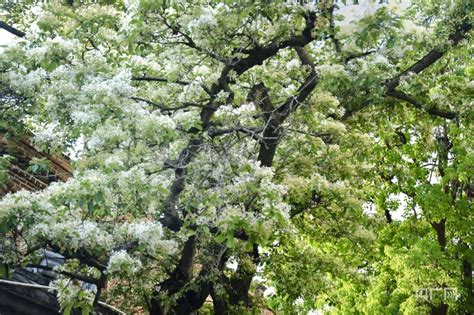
[372,54,390,66]
[214,103,257,124]
[316,64,347,77]
[117,221,177,257]
[216,204,254,230]
[26,36,79,60]
[51,277,95,311]
[81,69,135,100]
[286,59,301,71]
[77,4,119,20]
[71,109,101,126]
[6,67,47,95]
[0,190,40,221]
[33,220,115,252]
[246,160,274,180]
[173,110,201,130]
[177,81,205,103]
[137,111,177,142]
[401,20,428,38]
[319,120,347,136]
[187,6,218,31]
[104,154,125,169]
[33,122,67,150]
[107,250,142,275]
[212,159,290,240]
[87,122,129,151]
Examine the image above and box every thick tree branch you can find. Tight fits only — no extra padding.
[151,8,324,313]
[0,21,25,38]
[327,5,341,53]
[48,244,107,271]
[25,264,100,285]
[344,50,376,63]
[231,10,317,76]
[385,22,471,91]
[386,89,456,119]
[275,48,318,121]
[343,22,471,120]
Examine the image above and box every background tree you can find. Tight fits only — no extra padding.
[0,1,472,314]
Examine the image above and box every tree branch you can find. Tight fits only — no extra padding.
[132,76,190,85]
[231,10,318,76]
[386,89,456,119]
[25,264,100,285]
[208,125,263,139]
[48,244,107,271]
[343,22,471,120]
[150,8,323,312]
[385,22,471,91]
[0,21,25,38]
[275,47,318,121]
[132,76,213,96]
[344,50,376,63]
[131,96,210,111]
[327,5,341,54]
[159,14,228,62]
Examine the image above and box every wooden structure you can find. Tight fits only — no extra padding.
[0,134,71,195]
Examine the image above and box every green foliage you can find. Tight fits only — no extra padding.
[27,157,51,174]
[0,154,14,188]
[0,0,472,314]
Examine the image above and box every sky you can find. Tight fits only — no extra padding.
[0,29,16,46]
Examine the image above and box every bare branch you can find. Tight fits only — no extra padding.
[386,89,456,119]
[132,76,190,85]
[327,5,341,53]
[25,264,100,285]
[208,125,263,139]
[132,76,213,95]
[344,50,376,63]
[287,128,332,142]
[295,46,315,68]
[159,15,228,62]
[131,96,211,111]
[0,21,25,38]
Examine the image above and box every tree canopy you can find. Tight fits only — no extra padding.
[0,1,472,314]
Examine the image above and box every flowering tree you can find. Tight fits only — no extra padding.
[0,1,472,314]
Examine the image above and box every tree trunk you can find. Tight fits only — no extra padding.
[462,258,473,314]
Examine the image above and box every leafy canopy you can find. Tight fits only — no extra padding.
[0,0,472,314]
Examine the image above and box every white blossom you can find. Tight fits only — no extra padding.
[107,250,142,275]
